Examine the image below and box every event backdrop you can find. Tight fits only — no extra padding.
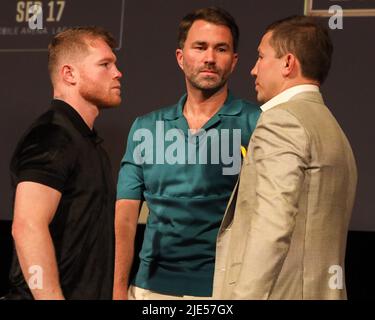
[0,0,374,231]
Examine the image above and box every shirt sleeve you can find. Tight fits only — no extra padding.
[116,117,145,200]
[11,123,77,193]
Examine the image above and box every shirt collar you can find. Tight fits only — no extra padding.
[163,91,241,120]
[260,84,320,112]
[51,99,102,143]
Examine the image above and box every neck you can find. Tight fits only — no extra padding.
[184,83,228,118]
[54,91,99,130]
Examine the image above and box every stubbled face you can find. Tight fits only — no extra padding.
[176,20,238,92]
[77,38,122,109]
[251,31,285,103]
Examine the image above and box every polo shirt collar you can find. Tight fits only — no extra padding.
[51,99,102,143]
[163,91,242,121]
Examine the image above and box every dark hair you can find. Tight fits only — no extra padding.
[48,26,116,83]
[266,15,333,84]
[177,7,239,52]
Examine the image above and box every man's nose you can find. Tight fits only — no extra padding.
[250,62,257,77]
[204,48,216,64]
[114,65,122,79]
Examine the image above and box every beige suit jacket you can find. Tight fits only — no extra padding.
[213,91,357,300]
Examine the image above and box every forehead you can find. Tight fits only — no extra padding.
[85,38,116,60]
[258,31,274,52]
[186,19,233,45]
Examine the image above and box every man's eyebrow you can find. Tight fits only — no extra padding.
[191,41,231,48]
[215,42,230,48]
[191,41,207,46]
[98,56,116,63]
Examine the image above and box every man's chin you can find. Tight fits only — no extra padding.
[98,98,122,110]
[256,92,266,104]
[192,79,226,92]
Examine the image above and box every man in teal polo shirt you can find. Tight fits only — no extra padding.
[113,7,260,299]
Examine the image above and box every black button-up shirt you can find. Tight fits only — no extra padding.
[8,99,115,300]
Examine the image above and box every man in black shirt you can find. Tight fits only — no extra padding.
[5,26,122,299]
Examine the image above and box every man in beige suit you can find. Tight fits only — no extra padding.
[213,16,357,300]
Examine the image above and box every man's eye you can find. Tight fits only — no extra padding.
[217,47,227,52]
[195,46,204,50]
[101,63,109,67]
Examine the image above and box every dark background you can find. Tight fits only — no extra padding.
[1,0,374,230]
[1,0,375,298]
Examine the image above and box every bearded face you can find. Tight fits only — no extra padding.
[77,39,122,109]
[177,20,238,94]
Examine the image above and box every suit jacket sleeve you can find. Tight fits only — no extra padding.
[232,107,309,299]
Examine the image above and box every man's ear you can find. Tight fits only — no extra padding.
[61,64,77,85]
[231,53,239,73]
[281,53,296,77]
[176,48,184,71]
